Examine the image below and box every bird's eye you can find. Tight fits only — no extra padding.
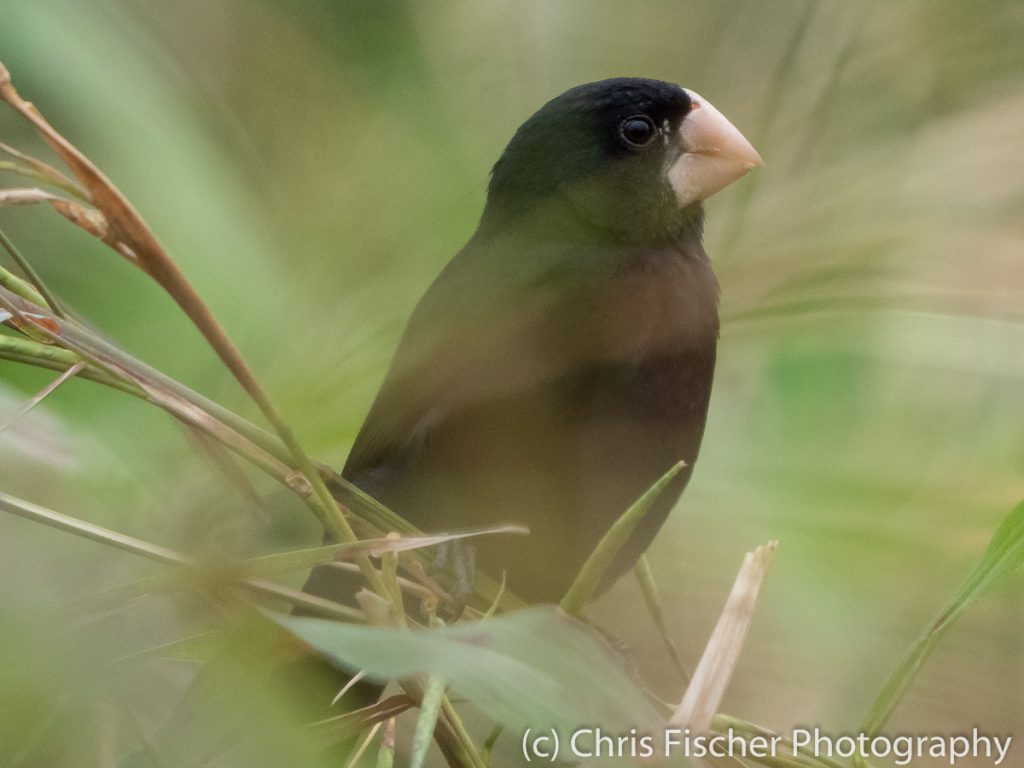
[619,116,657,147]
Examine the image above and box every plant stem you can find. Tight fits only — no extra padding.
[0,59,387,600]
[0,491,362,621]
[0,226,66,316]
[0,315,521,612]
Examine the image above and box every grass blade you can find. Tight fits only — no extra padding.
[859,500,1024,737]
[561,460,685,616]
[0,491,362,621]
[0,139,87,199]
[633,554,690,683]
[1,59,388,603]
[0,227,66,315]
[0,254,47,307]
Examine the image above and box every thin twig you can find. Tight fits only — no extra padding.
[0,360,84,436]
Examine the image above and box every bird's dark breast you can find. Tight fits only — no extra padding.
[357,246,719,603]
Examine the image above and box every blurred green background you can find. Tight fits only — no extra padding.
[1,1,1022,766]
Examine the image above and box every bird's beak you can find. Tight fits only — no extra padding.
[667,89,763,208]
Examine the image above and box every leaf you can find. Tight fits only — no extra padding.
[859,500,1024,736]
[560,460,686,616]
[269,605,662,735]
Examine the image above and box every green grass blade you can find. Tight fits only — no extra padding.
[0,491,187,566]
[0,491,362,621]
[860,500,1024,736]
[0,260,47,307]
[633,554,690,683]
[0,226,65,315]
[560,460,685,616]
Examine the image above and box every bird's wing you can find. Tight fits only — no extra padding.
[342,237,587,484]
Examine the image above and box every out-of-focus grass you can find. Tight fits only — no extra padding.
[1,0,1022,765]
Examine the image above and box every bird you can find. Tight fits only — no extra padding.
[304,77,762,609]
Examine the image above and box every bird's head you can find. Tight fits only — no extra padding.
[484,78,762,243]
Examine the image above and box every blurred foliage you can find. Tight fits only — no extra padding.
[1,0,1022,766]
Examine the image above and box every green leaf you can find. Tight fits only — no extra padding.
[860,500,1024,735]
[561,460,685,616]
[269,606,661,735]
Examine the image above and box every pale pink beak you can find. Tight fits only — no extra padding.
[667,89,763,207]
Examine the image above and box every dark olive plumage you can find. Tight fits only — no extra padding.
[305,78,733,606]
